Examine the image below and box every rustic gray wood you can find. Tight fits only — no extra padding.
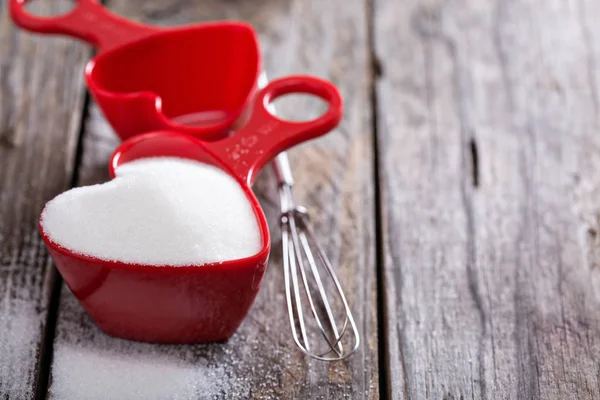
[376,0,600,398]
[48,0,378,399]
[0,0,89,398]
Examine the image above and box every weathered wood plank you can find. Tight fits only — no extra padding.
[376,0,600,398]
[0,0,89,398]
[49,1,378,399]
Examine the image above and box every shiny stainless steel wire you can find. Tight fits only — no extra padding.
[259,73,360,361]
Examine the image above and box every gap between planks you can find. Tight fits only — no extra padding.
[365,0,391,399]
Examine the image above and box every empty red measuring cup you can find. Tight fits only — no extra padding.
[40,75,343,343]
[10,0,260,141]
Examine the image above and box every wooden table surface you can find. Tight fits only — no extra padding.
[1,0,600,399]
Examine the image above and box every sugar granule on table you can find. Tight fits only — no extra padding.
[41,157,262,266]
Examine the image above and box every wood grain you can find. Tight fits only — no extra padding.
[0,0,89,398]
[375,0,600,398]
[48,0,378,399]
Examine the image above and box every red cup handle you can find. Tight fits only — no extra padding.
[9,0,156,51]
[210,75,343,185]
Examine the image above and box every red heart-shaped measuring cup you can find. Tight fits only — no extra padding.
[40,75,343,343]
[10,0,260,141]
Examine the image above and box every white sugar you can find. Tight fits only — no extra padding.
[41,157,261,266]
[0,298,37,399]
[51,344,226,400]
[48,287,248,400]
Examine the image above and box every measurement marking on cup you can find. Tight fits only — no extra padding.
[227,135,260,160]
[241,136,258,147]
[257,121,279,135]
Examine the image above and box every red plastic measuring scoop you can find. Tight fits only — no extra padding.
[10,0,260,141]
[39,75,343,343]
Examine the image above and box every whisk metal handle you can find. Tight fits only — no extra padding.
[272,153,294,187]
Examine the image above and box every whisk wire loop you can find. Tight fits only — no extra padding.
[279,184,360,361]
[288,209,342,357]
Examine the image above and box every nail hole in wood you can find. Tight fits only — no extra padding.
[373,56,383,78]
[1,130,19,149]
[469,138,479,188]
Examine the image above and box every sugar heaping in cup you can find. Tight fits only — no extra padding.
[40,157,262,266]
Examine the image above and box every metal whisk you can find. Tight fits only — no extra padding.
[259,73,360,361]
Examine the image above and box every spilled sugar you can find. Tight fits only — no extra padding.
[40,157,261,266]
[48,287,253,400]
[0,298,38,399]
[50,345,227,400]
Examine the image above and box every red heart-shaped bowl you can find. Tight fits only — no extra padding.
[40,76,343,343]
